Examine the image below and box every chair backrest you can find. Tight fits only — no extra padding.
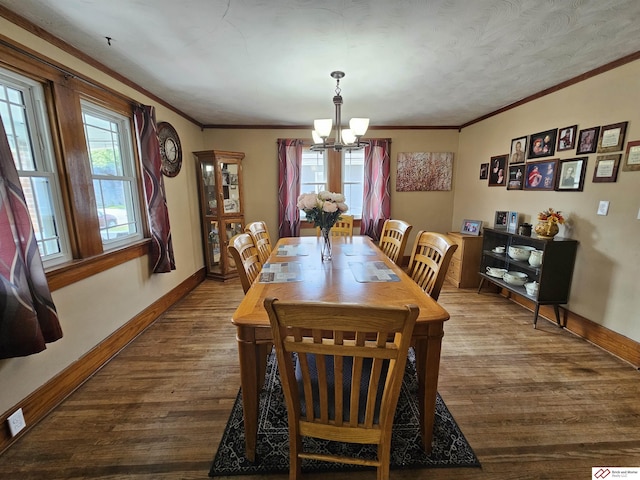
[264,297,418,479]
[378,219,413,266]
[406,231,458,301]
[244,221,272,264]
[227,233,262,294]
[316,214,354,237]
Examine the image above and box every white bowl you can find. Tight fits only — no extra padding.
[524,281,539,296]
[503,271,528,286]
[508,245,536,261]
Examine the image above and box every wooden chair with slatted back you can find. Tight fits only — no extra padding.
[406,231,458,301]
[227,233,262,294]
[378,219,413,266]
[264,297,418,480]
[245,221,272,264]
[316,214,354,237]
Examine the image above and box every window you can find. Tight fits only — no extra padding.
[81,100,143,249]
[0,68,70,267]
[300,147,365,218]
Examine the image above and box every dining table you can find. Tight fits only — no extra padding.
[231,235,450,462]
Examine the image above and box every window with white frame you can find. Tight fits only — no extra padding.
[81,100,143,249]
[0,68,70,267]
[300,146,364,219]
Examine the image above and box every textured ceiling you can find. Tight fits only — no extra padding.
[1,0,640,127]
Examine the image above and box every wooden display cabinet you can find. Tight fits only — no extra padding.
[478,227,578,328]
[446,232,483,288]
[194,150,245,280]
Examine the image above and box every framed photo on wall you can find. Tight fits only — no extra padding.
[557,157,587,191]
[510,136,527,164]
[524,159,558,191]
[507,164,525,190]
[623,140,640,172]
[461,219,483,236]
[557,125,577,151]
[488,154,508,186]
[480,162,489,179]
[597,121,628,153]
[494,211,508,230]
[528,128,557,159]
[593,154,621,183]
[576,126,600,154]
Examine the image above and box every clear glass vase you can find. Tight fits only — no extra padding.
[320,227,332,261]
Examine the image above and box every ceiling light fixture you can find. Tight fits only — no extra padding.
[311,71,369,151]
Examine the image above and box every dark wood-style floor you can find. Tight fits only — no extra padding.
[1,279,639,480]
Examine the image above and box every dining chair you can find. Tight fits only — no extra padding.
[406,231,458,301]
[245,221,272,264]
[227,232,262,294]
[316,214,354,237]
[264,297,419,480]
[378,219,413,266]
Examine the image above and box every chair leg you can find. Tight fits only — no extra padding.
[377,443,391,480]
[289,427,302,480]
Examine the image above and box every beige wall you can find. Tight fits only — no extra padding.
[454,60,640,342]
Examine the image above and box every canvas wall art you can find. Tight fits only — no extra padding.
[396,152,453,191]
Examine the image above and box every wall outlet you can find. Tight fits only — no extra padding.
[7,408,26,437]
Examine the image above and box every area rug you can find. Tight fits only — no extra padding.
[209,349,480,477]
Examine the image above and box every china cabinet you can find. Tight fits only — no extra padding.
[194,150,245,280]
[478,227,578,327]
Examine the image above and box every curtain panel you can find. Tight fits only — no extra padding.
[0,117,62,359]
[134,105,176,273]
[360,139,391,241]
[277,139,303,238]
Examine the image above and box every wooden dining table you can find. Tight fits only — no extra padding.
[231,235,450,462]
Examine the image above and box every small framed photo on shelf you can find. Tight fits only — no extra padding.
[623,140,640,172]
[479,162,489,179]
[494,211,508,230]
[557,125,577,151]
[461,219,483,236]
[557,157,588,191]
[524,159,558,191]
[597,121,628,153]
[593,154,621,183]
[488,154,508,186]
[528,128,557,159]
[507,164,525,190]
[507,212,519,233]
[510,136,527,164]
[576,126,600,154]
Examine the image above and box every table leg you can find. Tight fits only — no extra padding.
[413,321,445,455]
[237,339,261,462]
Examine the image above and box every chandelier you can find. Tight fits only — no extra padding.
[311,71,369,151]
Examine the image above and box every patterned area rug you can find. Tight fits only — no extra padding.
[209,349,480,477]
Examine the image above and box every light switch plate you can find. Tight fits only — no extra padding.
[597,200,610,216]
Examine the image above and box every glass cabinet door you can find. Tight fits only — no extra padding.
[221,162,241,214]
[201,162,218,218]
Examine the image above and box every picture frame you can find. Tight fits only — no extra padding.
[488,154,508,186]
[509,136,527,164]
[576,126,600,154]
[597,121,628,153]
[557,125,577,151]
[623,140,640,172]
[507,164,525,190]
[557,157,588,191]
[494,211,508,230]
[479,162,489,179]
[461,219,483,236]
[507,211,519,233]
[524,159,558,191]
[527,128,557,159]
[593,154,621,183]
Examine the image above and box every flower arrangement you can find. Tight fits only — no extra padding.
[297,191,348,230]
[538,207,565,224]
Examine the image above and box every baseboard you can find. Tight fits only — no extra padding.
[505,290,640,369]
[0,269,206,455]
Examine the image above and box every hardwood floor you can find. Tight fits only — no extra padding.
[0,279,638,479]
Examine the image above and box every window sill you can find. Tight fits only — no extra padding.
[46,239,151,291]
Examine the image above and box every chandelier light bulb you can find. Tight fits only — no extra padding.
[311,130,324,144]
[314,119,333,138]
[349,118,369,136]
[341,128,356,145]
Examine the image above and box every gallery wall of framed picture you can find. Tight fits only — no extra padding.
[480,118,634,192]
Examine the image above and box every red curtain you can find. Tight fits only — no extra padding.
[277,139,304,238]
[360,139,391,241]
[0,117,62,359]
[134,105,176,273]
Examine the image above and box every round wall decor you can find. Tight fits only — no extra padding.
[157,121,183,177]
